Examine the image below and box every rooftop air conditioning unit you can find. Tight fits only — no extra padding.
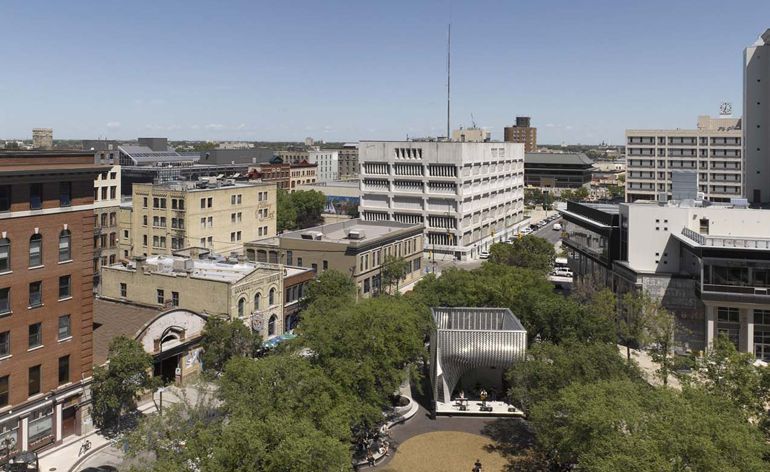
[347,230,365,240]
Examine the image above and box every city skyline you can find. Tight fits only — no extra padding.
[1,0,769,144]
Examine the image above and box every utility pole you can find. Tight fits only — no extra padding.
[447,23,451,140]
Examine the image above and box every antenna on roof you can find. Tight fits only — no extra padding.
[446,24,451,140]
[471,113,477,129]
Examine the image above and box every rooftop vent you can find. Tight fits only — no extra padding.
[347,230,366,240]
[300,231,323,240]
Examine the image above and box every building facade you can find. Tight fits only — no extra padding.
[249,163,290,191]
[338,143,359,180]
[561,200,770,358]
[31,129,53,150]
[130,179,276,257]
[244,219,425,298]
[451,128,491,143]
[276,149,309,166]
[503,117,537,153]
[92,165,121,288]
[625,115,742,203]
[744,29,770,204]
[0,151,109,459]
[358,141,526,260]
[308,149,340,183]
[99,254,310,340]
[524,152,594,188]
[289,162,317,191]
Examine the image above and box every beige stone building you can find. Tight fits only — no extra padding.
[244,219,425,298]
[118,200,133,260]
[99,252,311,339]
[93,165,121,287]
[625,115,742,203]
[129,179,277,257]
[289,162,317,192]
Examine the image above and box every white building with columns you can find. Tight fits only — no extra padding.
[358,140,526,261]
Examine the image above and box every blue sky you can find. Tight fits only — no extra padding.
[1,0,768,144]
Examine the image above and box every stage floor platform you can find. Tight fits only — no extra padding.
[435,400,525,417]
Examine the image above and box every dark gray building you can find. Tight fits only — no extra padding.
[524,152,594,188]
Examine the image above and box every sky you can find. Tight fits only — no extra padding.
[1,0,768,145]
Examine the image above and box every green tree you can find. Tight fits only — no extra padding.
[298,295,430,431]
[200,317,260,376]
[529,380,770,471]
[219,356,352,440]
[573,186,590,201]
[488,235,555,273]
[303,269,356,307]
[506,340,640,413]
[647,305,678,386]
[91,336,158,432]
[559,189,575,202]
[689,334,770,425]
[619,290,659,361]
[276,189,298,232]
[380,255,409,293]
[291,190,326,228]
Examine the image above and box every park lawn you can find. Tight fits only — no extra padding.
[381,431,508,472]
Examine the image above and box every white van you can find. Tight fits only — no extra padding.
[553,223,562,231]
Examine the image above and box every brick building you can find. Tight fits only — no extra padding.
[0,151,109,459]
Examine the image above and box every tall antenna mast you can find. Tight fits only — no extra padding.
[446,23,451,140]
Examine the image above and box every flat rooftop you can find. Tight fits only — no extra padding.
[135,180,267,192]
[279,218,422,244]
[432,307,526,332]
[107,255,308,283]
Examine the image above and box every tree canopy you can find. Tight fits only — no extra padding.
[92,336,158,432]
[199,317,261,376]
[529,380,770,471]
[488,235,555,273]
[298,294,431,429]
[277,189,326,232]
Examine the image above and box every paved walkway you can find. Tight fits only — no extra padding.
[618,344,682,390]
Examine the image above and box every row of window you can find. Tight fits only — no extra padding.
[0,315,71,358]
[0,182,74,212]
[0,231,71,273]
[94,186,117,202]
[0,356,70,407]
[0,275,72,314]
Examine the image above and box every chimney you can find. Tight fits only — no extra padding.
[133,255,146,272]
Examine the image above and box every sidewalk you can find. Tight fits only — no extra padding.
[38,387,188,472]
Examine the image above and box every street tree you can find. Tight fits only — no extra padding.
[646,305,678,386]
[488,235,555,273]
[200,317,260,376]
[380,255,409,293]
[529,379,770,471]
[298,295,431,431]
[690,334,770,426]
[91,336,158,432]
[302,269,356,307]
[506,340,640,413]
[276,189,298,232]
[619,290,659,361]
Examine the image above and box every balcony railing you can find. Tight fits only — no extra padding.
[681,227,770,249]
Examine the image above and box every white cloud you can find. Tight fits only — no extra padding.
[204,123,225,130]
[106,121,121,129]
[236,123,247,130]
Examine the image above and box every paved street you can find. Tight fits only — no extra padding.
[530,217,563,246]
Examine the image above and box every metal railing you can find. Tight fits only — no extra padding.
[681,227,770,249]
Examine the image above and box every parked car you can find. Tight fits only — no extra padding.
[479,250,490,259]
[553,269,574,278]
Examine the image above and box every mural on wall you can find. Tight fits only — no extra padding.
[324,195,360,216]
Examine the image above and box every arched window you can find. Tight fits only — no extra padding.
[0,238,10,272]
[268,315,277,336]
[254,292,261,311]
[237,298,246,318]
[269,288,275,306]
[29,234,42,267]
[59,230,71,262]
